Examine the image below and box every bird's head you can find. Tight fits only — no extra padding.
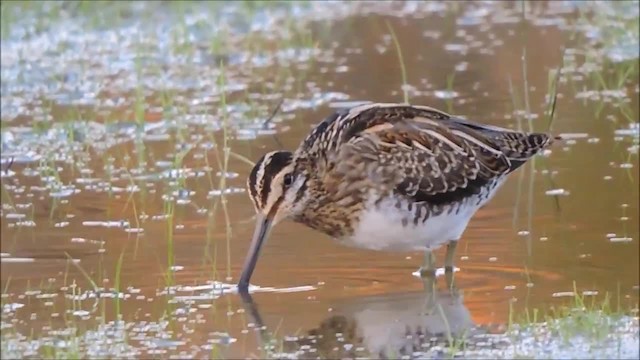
[238,150,310,290]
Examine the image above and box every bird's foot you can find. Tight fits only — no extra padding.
[419,266,437,278]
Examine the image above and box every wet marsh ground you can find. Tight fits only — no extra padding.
[1,1,639,359]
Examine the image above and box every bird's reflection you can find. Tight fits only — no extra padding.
[240,274,482,359]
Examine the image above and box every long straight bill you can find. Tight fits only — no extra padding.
[238,213,273,292]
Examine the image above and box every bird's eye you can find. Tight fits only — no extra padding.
[283,174,293,187]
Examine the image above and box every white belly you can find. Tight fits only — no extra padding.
[342,191,496,252]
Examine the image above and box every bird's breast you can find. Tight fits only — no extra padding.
[295,178,507,252]
[339,189,498,252]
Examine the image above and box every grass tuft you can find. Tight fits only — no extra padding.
[385,20,409,104]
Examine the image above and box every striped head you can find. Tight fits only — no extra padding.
[239,150,309,290]
[246,151,310,223]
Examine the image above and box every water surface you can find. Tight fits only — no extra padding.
[1,1,638,358]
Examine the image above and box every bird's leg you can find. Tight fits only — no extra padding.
[444,241,458,273]
[421,273,437,313]
[445,241,459,296]
[445,265,459,297]
[419,249,436,277]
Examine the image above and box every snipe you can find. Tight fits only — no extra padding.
[238,103,558,290]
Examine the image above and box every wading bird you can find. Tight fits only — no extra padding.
[238,103,557,291]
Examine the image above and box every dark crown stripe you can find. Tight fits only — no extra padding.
[259,151,293,207]
[257,154,272,208]
[248,156,263,208]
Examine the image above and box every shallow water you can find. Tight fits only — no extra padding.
[1,1,639,358]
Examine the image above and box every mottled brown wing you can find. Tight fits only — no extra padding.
[446,116,555,171]
[324,116,512,205]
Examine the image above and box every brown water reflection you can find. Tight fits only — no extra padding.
[1,1,638,358]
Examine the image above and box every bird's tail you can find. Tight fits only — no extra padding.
[503,132,560,172]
